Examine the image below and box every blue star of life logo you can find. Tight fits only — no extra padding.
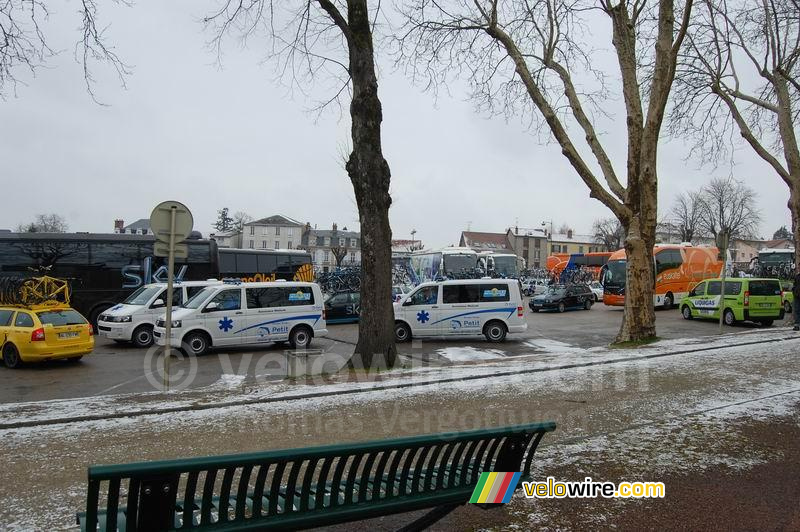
[218,316,234,332]
[416,310,430,323]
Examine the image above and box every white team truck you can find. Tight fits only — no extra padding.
[393,278,527,342]
[153,280,327,355]
[97,280,222,347]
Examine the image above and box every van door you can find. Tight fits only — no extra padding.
[201,288,244,347]
[401,285,441,336]
[746,279,782,318]
[241,286,319,344]
[440,284,482,335]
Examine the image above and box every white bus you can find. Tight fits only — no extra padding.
[411,247,479,282]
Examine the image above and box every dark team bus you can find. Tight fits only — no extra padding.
[0,233,314,325]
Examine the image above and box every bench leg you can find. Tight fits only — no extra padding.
[397,503,461,532]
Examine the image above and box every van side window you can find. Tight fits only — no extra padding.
[209,290,241,311]
[724,282,742,295]
[283,287,314,306]
[408,286,438,306]
[706,281,721,295]
[14,312,34,327]
[478,284,511,302]
[443,285,480,304]
[247,287,315,308]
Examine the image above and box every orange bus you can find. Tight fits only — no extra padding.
[547,252,612,281]
[602,244,723,308]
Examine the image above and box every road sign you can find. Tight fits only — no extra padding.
[150,200,193,244]
[149,200,194,392]
[154,241,188,259]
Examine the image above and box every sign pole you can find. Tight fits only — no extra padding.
[164,206,177,391]
[718,231,729,334]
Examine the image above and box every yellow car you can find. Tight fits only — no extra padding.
[0,305,94,368]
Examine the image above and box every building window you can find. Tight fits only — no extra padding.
[534,239,541,248]
[325,237,330,246]
[350,251,356,262]
[579,246,584,253]
[261,241,267,249]
[249,240,254,248]
[262,226,268,235]
[339,238,345,247]
[324,251,330,262]
[551,245,557,253]
[275,226,280,235]
[287,228,293,237]
[249,226,255,235]
[534,249,540,260]
[350,238,356,247]
[288,241,293,249]
[275,241,280,248]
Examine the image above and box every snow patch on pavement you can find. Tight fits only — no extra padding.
[436,346,505,362]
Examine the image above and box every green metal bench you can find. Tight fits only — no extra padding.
[77,421,556,531]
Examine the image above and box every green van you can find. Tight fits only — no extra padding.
[680,277,785,326]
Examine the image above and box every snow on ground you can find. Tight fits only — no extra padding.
[435,346,506,362]
[0,328,796,429]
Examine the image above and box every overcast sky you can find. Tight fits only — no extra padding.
[0,1,792,248]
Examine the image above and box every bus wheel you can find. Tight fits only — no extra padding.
[132,325,154,348]
[681,306,693,320]
[723,309,736,326]
[289,326,313,349]
[663,293,674,309]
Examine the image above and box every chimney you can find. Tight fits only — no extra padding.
[114,219,124,232]
[515,225,519,235]
[567,229,573,239]
[332,222,338,232]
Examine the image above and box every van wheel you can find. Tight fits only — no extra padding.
[663,293,674,309]
[289,326,313,349]
[584,300,593,310]
[132,325,154,348]
[2,344,22,369]
[395,322,412,342]
[760,319,774,327]
[723,309,736,326]
[681,306,693,320]
[183,331,210,356]
[484,321,507,343]
[557,302,566,313]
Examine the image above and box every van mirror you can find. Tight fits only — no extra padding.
[151,299,165,308]
[203,302,219,313]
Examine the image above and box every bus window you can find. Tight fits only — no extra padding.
[258,254,278,273]
[655,249,682,274]
[276,254,292,277]
[219,252,237,273]
[237,253,258,273]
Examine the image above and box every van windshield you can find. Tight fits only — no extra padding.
[184,287,217,309]
[123,286,162,306]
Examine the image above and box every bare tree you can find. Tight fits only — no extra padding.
[398,0,693,343]
[0,0,129,101]
[669,191,704,242]
[231,211,253,233]
[205,1,396,368]
[16,213,69,233]
[593,218,625,251]
[556,223,573,235]
[671,0,799,275]
[330,245,349,266]
[697,176,762,242]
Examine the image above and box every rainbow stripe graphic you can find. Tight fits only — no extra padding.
[469,472,522,504]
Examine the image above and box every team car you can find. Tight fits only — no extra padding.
[529,284,595,312]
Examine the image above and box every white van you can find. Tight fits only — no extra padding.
[393,279,526,342]
[98,280,222,347]
[153,280,327,355]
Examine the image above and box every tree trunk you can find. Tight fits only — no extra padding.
[344,0,397,369]
[790,183,800,273]
[617,219,657,342]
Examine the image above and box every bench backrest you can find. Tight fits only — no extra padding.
[82,421,556,531]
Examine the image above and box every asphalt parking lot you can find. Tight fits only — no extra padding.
[1,301,794,404]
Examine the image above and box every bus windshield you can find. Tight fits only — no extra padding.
[123,286,162,306]
[604,260,627,288]
[443,254,476,273]
[184,287,216,309]
[492,256,518,277]
[758,251,793,265]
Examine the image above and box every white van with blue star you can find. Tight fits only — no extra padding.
[393,279,526,342]
[153,280,327,355]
